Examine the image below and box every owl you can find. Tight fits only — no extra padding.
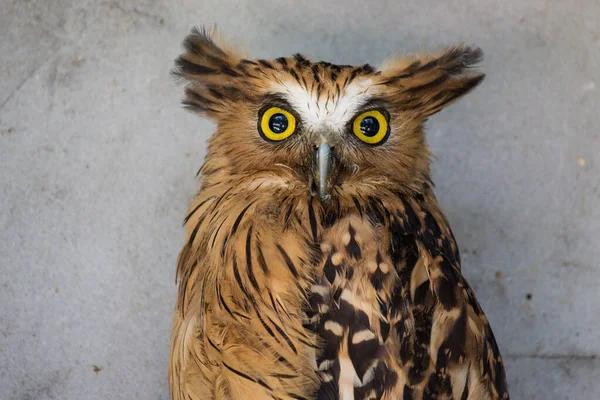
[169,27,509,400]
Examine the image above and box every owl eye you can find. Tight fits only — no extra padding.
[352,110,389,145]
[258,107,297,142]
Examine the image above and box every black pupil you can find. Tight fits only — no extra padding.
[360,116,380,137]
[269,113,288,134]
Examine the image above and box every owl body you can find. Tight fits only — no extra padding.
[169,28,509,400]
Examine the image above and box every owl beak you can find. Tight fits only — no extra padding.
[312,143,334,203]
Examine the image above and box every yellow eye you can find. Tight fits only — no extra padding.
[258,107,297,142]
[352,110,389,145]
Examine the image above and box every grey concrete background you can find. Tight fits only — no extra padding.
[1,1,598,399]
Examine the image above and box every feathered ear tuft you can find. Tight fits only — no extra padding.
[172,26,249,119]
[377,45,484,118]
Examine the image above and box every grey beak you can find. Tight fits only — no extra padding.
[313,143,333,203]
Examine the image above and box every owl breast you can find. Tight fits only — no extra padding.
[301,190,505,400]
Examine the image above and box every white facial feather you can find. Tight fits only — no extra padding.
[269,78,374,136]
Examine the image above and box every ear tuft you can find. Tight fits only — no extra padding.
[172,26,249,119]
[377,45,485,118]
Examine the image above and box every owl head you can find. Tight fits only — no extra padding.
[174,27,484,203]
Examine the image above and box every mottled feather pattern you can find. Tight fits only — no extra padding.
[169,27,508,400]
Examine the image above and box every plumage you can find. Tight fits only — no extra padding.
[169,26,509,400]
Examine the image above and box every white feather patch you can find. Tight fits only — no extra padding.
[268,78,374,135]
[339,357,361,399]
[324,320,344,337]
[352,329,376,344]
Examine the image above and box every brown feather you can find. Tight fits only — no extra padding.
[169,27,508,400]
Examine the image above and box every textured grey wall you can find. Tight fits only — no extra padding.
[1,1,599,399]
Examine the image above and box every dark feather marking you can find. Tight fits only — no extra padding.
[220,234,230,258]
[201,165,223,176]
[181,102,218,114]
[301,75,309,90]
[361,64,375,74]
[293,53,310,66]
[403,385,414,400]
[355,362,397,400]
[413,281,431,305]
[209,186,234,216]
[315,378,338,400]
[348,68,361,85]
[400,198,421,231]
[316,83,323,101]
[403,59,423,73]
[311,64,321,84]
[380,320,390,342]
[481,340,491,377]
[348,334,379,380]
[434,258,459,310]
[494,356,509,396]
[424,74,485,115]
[254,243,269,275]
[271,373,298,379]
[441,237,458,265]
[207,88,225,101]
[370,268,386,291]
[342,75,350,89]
[206,335,221,353]
[307,289,325,319]
[322,209,338,228]
[210,217,227,250]
[288,395,308,400]
[175,57,218,75]
[256,312,280,343]
[273,353,294,369]
[365,196,385,225]
[308,199,319,242]
[245,226,260,292]
[380,72,415,85]
[289,68,302,85]
[316,358,340,398]
[283,199,296,229]
[230,202,254,236]
[188,213,208,247]
[185,89,218,106]
[268,291,278,312]
[258,59,275,69]
[436,307,467,370]
[407,74,450,94]
[461,363,471,400]
[276,244,299,278]
[221,66,242,77]
[346,224,362,260]
[323,254,337,284]
[216,284,236,319]
[422,213,442,249]
[186,27,228,55]
[416,56,444,73]
[351,196,364,217]
[266,315,298,354]
[232,256,253,302]
[295,334,319,349]
[222,362,272,391]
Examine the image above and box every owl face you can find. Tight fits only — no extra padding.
[175,28,484,201]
